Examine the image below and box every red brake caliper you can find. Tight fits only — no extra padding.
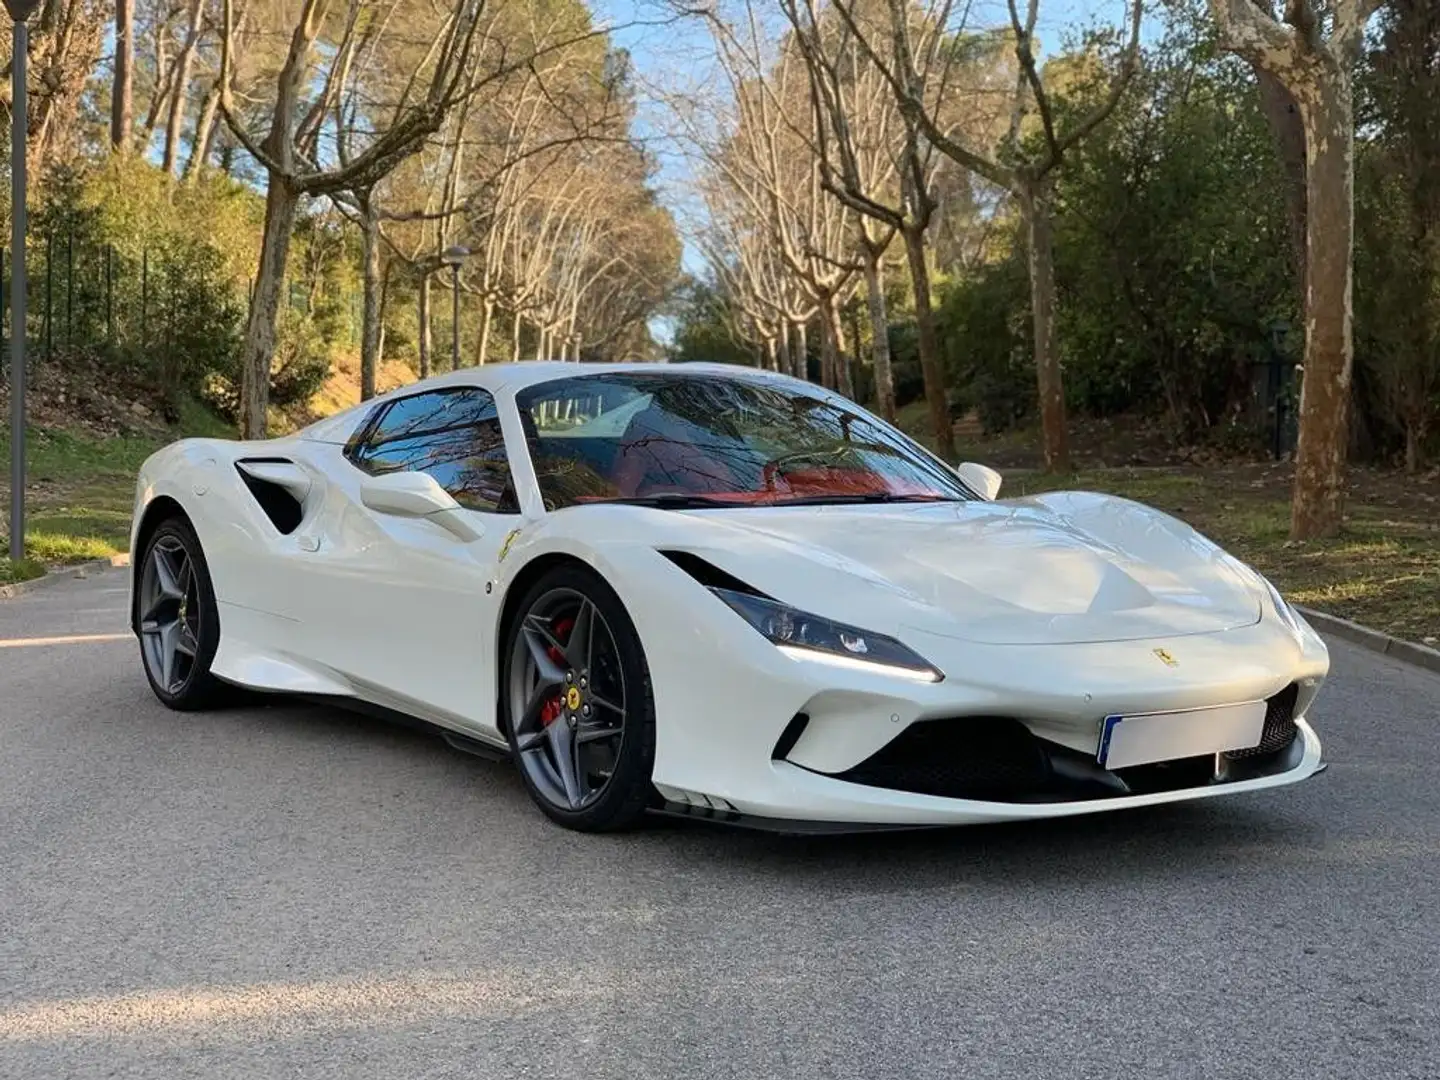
[539,617,574,728]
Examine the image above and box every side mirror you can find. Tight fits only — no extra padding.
[360,471,484,542]
[956,461,1002,501]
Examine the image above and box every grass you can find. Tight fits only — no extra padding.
[0,403,234,575]
[0,556,46,585]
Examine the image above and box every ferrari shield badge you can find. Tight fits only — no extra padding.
[1153,648,1178,668]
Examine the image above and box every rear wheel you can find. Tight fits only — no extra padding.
[502,566,656,831]
[137,517,228,710]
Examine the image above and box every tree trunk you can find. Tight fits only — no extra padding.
[764,335,778,372]
[795,321,809,381]
[162,0,205,176]
[140,61,175,151]
[239,177,300,438]
[848,303,865,401]
[477,297,494,365]
[818,300,838,391]
[512,312,522,363]
[1255,69,1308,303]
[377,263,391,370]
[862,244,895,422]
[418,272,432,380]
[777,323,792,378]
[1290,79,1355,539]
[111,0,134,151]
[1405,418,1422,475]
[360,196,382,402]
[825,295,853,398]
[1018,181,1070,472]
[184,82,221,180]
[900,223,955,461]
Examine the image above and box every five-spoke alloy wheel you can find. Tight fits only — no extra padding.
[503,566,656,831]
[137,517,227,710]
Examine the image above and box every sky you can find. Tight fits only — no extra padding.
[590,0,1146,286]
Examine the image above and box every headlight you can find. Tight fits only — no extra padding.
[709,588,943,682]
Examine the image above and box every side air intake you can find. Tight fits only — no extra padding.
[235,459,309,535]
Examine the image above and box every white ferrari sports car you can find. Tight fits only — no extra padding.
[129,362,1328,832]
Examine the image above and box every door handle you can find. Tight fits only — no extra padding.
[297,535,320,552]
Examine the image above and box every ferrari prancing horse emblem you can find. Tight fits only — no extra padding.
[1153,648,1178,668]
[566,686,582,710]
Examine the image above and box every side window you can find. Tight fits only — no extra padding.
[346,388,517,513]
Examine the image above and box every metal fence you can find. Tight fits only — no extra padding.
[0,228,366,383]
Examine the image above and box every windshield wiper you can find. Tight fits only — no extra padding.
[767,493,962,507]
[601,492,963,510]
[604,493,739,509]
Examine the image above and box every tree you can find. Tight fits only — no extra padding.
[1050,6,1295,435]
[1,0,107,172]
[831,0,1143,471]
[1356,0,1439,472]
[112,0,135,149]
[218,0,488,437]
[697,172,819,374]
[701,14,862,395]
[778,0,1007,431]
[1206,0,1385,537]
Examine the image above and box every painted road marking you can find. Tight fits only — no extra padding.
[0,633,131,649]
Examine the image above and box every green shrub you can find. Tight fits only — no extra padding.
[270,308,334,408]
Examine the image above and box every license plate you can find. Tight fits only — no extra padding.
[1098,701,1267,770]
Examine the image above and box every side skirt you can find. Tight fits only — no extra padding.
[294,693,512,761]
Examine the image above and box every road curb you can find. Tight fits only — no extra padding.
[1297,605,1440,676]
[0,554,130,600]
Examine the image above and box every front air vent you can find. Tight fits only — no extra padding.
[772,713,811,760]
[836,717,1054,801]
[658,550,767,596]
[235,461,305,535]
[1226,683,1299,760]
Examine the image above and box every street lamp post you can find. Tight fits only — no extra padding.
[440,245,470,371]
[5,0,40,565]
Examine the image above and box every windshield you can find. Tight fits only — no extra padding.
[514,372,977,510]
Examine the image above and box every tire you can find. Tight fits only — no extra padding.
[136,516,229,711]
[502,564,657,831]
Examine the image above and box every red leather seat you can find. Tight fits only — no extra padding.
[612,406,738,497]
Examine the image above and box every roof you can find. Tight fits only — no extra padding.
[297,360,803,444]
[417,360,792,392]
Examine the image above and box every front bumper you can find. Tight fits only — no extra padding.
[657,718,1323,829]
[626,548,1330,829]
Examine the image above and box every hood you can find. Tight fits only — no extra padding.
[668,491,1263,646]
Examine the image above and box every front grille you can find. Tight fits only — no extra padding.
[1226,683,1299,760]
[832,685,1302,804]
[836,717,1052,801]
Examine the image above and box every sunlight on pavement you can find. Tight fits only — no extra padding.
[0,634,131,649]
[0,973,594,1042]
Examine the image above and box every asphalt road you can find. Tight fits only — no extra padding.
[2,567,1438,1080]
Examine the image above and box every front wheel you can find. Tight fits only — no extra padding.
[136,517,229,710]
[502,565,656,831]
